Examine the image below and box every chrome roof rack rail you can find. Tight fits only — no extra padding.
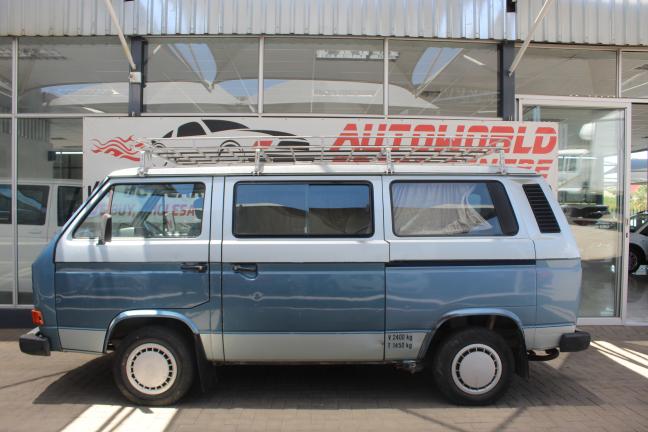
[136,135,510,175]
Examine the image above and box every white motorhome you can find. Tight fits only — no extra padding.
[0,179,82,303]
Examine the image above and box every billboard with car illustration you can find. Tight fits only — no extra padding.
[84,117,559,195]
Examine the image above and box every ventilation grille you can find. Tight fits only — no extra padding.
[522,184,561,233]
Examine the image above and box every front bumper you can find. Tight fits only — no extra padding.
[559,330,591,352]
[19,328,51,356]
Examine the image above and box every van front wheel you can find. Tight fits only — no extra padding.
[113,326,195,406]
[432,328,513,405]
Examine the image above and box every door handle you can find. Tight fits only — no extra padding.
[232,263,257,273]
[181,262,207,273]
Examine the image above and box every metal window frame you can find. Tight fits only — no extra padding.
[11,36,17,307]
[15,35,130,117]
[618,50,648,99]
[137,35,506,119]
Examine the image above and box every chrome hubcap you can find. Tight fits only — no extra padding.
[451,343,502,395]
[126,343,177,395]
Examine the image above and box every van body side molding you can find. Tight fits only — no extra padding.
[387,259,536,267]
[103,309,201,353]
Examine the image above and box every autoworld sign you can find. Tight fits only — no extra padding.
[83,117,559,194]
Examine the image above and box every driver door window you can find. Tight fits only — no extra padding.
[74,182,205,239]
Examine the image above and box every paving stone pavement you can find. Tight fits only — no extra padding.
[1,326,647,432]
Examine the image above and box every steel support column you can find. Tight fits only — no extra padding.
[128,37,145,116]
[498,41,515,121]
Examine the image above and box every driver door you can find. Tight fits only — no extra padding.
[54,177,212,352]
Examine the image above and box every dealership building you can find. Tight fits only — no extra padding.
[1,0,648,325]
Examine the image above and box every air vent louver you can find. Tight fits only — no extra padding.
[522,184,561,233]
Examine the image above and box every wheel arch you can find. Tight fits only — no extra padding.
[630,243,646,261]
[419,308,529,378]
[103,309,200,353]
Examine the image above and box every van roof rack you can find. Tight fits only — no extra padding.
[137,135,509,176]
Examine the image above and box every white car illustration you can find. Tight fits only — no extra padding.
[161,119,310,150]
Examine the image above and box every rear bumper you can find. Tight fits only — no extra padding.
[559,330,591,352]
[19,328,51,356]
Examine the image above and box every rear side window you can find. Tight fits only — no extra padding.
[17,185,49,226]
[0,185,9,224]
[57,186,83,226]
[177,122,206,137]
[234,182,373,237]
[0,185,50,225]
[391,181,518,237]
[74,182,206,239]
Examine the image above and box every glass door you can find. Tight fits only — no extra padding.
[519,99,628,320]
[628,104,648,323]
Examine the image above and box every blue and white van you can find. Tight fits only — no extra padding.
[19,159,590,406]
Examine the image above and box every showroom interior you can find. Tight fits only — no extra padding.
[1,0,648,326]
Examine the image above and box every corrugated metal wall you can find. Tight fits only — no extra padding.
[1,0,648,46]
[0,0,514,39]
[517,0,648,46]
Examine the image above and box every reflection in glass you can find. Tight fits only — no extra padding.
[523,106,624,317]
[388,41,498,117]
[391,182,507,236]
[0,119,11,303]
[263,38,383,114]
[0,38,11,113]
[17,118,82,304]
[517,49,617,97]
[110,183,205,239]
[145,38,259,113]
[18,37,128,113]
[235,183,372,237]
[628,104,648,322]
[622,52,648,99]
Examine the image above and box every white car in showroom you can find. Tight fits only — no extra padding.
[629,219,648,273]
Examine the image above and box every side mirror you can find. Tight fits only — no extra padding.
[97,213,112,245]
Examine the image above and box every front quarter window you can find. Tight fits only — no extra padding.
[73,191,110,238]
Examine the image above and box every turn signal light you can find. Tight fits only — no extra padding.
[31,309,44,326]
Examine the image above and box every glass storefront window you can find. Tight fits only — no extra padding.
[17,118,82,304]
[517,48,617,98]
[145,37,259,113]
[18,37,128,114]
[388,41,498,117]
[0,38,11,114]
[628,103,648,322]
[0,118,11,304]
[263,38,384,114]
[622,52,648,99]
[523,106,625,317]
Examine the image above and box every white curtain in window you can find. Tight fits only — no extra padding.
[392,183,490,235]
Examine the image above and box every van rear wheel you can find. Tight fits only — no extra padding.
[113,326,195,406]
[432,328,513,405]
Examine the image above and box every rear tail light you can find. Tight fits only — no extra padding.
[31,309,44,326]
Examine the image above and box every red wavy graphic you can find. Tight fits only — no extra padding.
[91,135,145,161]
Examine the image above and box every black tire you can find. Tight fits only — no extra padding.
[432,327,514,406]
[113,326,195,406]
[629,246,643,273]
